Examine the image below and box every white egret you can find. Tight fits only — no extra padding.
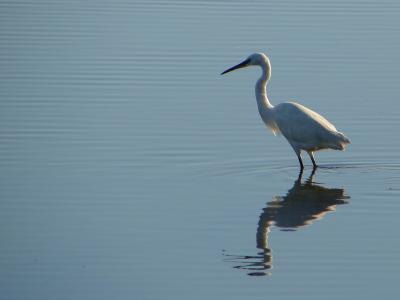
[221,53,350,169]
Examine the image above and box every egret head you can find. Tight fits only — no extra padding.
[221,53,271,76]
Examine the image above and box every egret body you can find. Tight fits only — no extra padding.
[221,53,350,169]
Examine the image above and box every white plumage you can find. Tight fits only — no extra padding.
[221,53,350,169]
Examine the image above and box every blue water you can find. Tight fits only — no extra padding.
[1,0,400,299]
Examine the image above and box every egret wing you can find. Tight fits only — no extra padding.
[272,102,339,149]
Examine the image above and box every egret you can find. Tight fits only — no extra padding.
[221,53,350,169]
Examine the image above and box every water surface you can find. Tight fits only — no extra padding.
[1,0,400,299]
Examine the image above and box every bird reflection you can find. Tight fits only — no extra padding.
[223,170,350,276]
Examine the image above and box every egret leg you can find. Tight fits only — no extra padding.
[290,145,304,170]
[297,154,304,170]
[308,151,318,169]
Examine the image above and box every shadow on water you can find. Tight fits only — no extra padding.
[223,169,350,277]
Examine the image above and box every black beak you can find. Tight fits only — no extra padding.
[221,58,251,75]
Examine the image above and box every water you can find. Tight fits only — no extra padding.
[1,0,400,299]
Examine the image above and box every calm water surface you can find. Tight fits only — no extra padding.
[1,0,400,299]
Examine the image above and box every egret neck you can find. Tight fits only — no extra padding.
[255,63,273,123]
